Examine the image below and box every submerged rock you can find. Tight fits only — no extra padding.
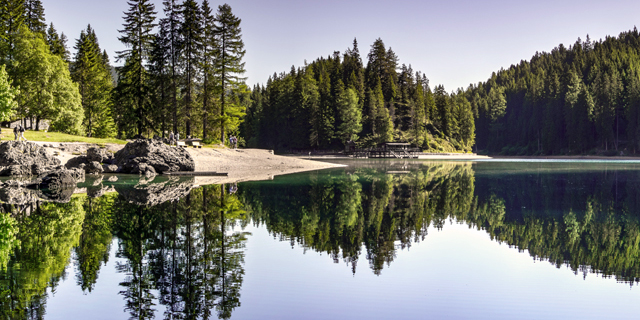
[114,139,195,174]
[0,141,61,176]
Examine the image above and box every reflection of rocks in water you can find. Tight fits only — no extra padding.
[114,176,195,206]
[0,183,40,205]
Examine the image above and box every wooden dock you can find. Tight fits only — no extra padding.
[163,171,228,176]
[352,142,421,159]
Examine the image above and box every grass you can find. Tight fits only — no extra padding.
[0,129,127,144]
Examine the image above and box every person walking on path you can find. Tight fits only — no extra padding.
[13,126,18,141]
[18,125,26,141]
[169,131,175,146]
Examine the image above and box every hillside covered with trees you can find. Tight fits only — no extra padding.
[471,28,640,155]
[242,39,476,152]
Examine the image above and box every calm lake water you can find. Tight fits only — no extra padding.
[2,160,640,319]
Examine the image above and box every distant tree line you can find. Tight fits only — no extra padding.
[242,39,476,152]
[0,0,247,141]
[471,28,640,155]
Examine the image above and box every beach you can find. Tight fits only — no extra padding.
[34,142,344,184]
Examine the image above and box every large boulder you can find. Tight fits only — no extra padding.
[0,141,61,176]
[87,147,115,164]
[114,139,195,174]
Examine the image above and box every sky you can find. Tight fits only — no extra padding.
[44,0,640,91]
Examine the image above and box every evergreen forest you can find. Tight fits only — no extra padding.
[0,0,248,142]
[3,0,640,154]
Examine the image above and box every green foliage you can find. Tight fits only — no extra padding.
[0,64,16,122]
[473,28,640,154]
[337,87,362,142]
[244,39,473,152]
[0,212,17,271]
[12,26,83,134]
[214,3,246,142]
[46,23,69,61]
[116,0,157,136]
[72,25,116,138]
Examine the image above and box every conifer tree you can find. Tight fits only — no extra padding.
[214,4,246,143]
[148,19,170,137]
[0,0,25,63]
[159,0,182,133]
[46,23,69,62]
[72,25,115,137]
[24,0,45,34]
[200,0,216,141]
[116,0,156,136]
[179,0,202,138]
[336,82,362,143]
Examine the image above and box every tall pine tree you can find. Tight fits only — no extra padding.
[116,0,156,137]
[214,4,246,143]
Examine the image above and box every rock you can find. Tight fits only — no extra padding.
[0,141,61,176]
[67,153,111,174]
[91,175,104,186]
[1,165,32,176]
[0,186,40,205]
[102,164,119,173]
[37,169,77,189]
[85,161,104,174]
[107,176,118,182]
[114,139,195,174]
[87,147,114,164]
[66,155,89,169]
[68,167,86,183]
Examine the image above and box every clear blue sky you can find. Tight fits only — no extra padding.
[44,0,640,91]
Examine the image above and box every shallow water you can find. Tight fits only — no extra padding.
[2,160,640,319]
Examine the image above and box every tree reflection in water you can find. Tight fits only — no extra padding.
[1,161,640,318]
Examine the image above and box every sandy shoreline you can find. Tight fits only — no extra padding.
[30,142,344,185]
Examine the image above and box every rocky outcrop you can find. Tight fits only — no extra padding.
[65,147,115,174]
[0,141,61,176]
[87,147,115,163]
[114,139,195,175]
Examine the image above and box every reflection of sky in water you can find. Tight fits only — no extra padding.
[45,221,640,320]
[13,161,640,319]
[229,222,640,320]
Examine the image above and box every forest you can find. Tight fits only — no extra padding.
[0,0,248,142]
[471,28,640,155]
[4,1,640,154]
[241,39,476,152]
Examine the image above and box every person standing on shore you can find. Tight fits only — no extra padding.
[169,131,175,146]
[13,126,17,141]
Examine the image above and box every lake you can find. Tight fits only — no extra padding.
[2,160,640,319]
